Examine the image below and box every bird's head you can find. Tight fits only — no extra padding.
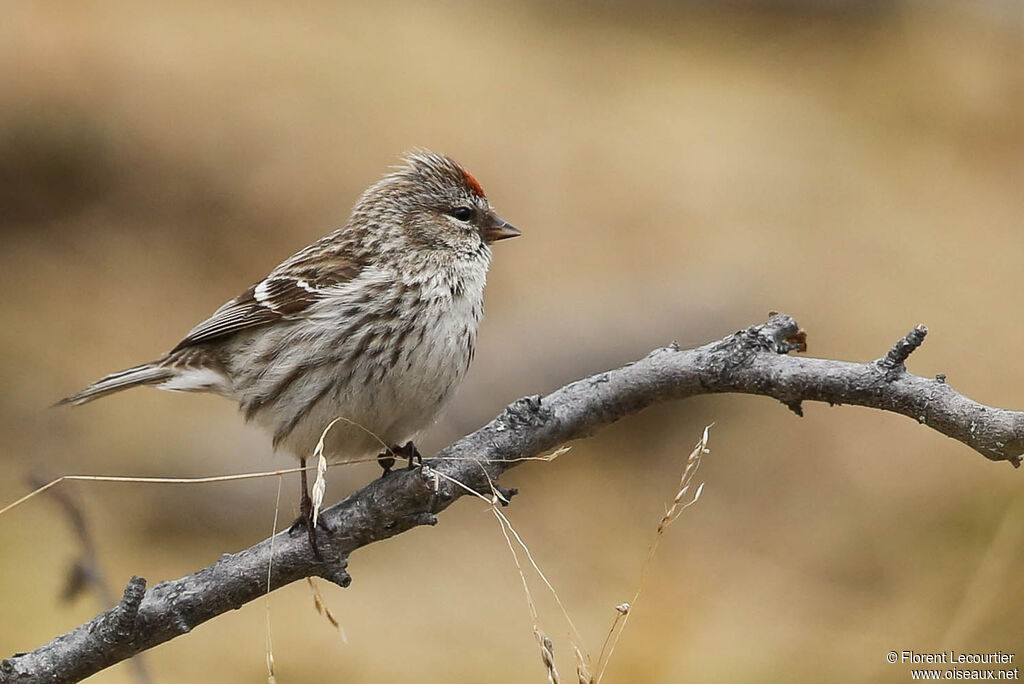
[354,150,520,257]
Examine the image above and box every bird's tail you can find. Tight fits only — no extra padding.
[56,361,173,407]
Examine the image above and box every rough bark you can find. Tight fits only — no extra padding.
[3,313,1020,683]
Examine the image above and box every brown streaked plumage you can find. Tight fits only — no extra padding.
[59,150,520,553]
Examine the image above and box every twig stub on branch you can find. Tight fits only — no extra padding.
[878,324,929,372]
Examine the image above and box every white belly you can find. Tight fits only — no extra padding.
[231,263,485,462]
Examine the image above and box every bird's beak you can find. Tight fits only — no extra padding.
[482,216,521,243]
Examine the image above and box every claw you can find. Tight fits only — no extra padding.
[398,441,423,470]
[377,442,422,477]
[377,451,396,478]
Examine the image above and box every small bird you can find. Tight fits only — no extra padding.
[59,150,520,554]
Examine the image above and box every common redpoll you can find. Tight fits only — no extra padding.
[60,150,520,552]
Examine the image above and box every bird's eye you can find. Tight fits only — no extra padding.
[450,206,473,222]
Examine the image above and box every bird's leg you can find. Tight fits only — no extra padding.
[377,448,396,478]
[289,457,325,560]
[400,441,423,470]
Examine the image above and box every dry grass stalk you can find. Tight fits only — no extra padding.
[0,448,573,520]
[265,475,283,684]
[309,415,393,527]
[539,446,572,462]
[594,425,712,683]
[537,630,560,684]
[575,645,594,684]
[492,506,587,651]
[306,577,348,643]
[309,418,343,528]
[0,469,320,518]
[442,449,571,464]
[435,461,589,656]
[491,502,553,681]
[460,465,573,684]
[465,459,590,682]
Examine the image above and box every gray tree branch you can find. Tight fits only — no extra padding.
[3,313,1021,683]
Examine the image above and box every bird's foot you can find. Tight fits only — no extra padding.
[289,488,333,561]
[377,441,422,477]
[377,450,396,478]
[397,441,423,470]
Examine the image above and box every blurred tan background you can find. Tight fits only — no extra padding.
[1,1,1022,682]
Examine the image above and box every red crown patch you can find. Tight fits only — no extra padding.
[461,169,486,198]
